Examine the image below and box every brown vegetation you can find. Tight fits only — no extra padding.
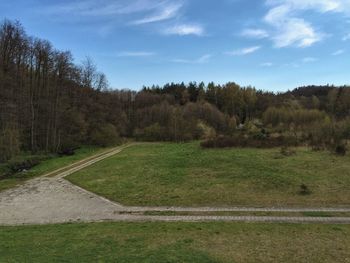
[1,19,350,163]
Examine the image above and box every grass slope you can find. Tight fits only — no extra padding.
[1,222,350,263]
[0,146,106,192]
[67,142,350,207]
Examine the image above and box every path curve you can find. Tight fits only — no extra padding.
[1,143,350,226]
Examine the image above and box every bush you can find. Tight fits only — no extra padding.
[0,155,47,179]
[280,146,296,157]
[197,121,216,140]
[134,123,168,142]
[90,124,121,147]
[7,158,41,173]
[299,184,311,195]
[58,147,79,156]
[201,134,297,149]
[335,145,347,156]
[143,123,167,141]
[252,130,268,140]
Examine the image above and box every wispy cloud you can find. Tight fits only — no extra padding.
[42,0,159,17]
[164,24,204,36]
[116,51,156,57]
[40,0,184,27]
[274,19,322,48]
[332,49,345,56]
[343,33,350,41]
[265,0,345,13]
[241,29,269,39]
[261,62,273,67]
[225,46,261,56]
[39,0,194,37]
[172,54,212,64]
[283,62,300,68]
[266,0,350,13]
[131,2,183,25]
[264,4,323,48]
[302,57,318,63]
[259,0,350,48]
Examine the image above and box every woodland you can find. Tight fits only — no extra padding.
[1,20,350,163]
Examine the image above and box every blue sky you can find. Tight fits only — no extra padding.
[1,0,350,91]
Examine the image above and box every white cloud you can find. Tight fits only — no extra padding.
[116,51,155,57]
[225,46,261,56]
[264,4,291,24]
[265,0,346,13]
[264,5,323,48]
[261,0,350,48]
[41,0,184,26]
[302,57,318,63]
[196,54,212,63]
[172,54,212,64]
[261,62,273,67]
[43,0,160,16]
[332,49,345,56]
[284,62,300,68]
[131,2,182,25]
[343,33,350,41]
[164,24,204,36]
[241,29,269,39]
[273,18,322,48]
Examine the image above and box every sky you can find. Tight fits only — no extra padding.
[1,0,350,92]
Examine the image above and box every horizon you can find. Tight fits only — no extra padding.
[1,0,350,91]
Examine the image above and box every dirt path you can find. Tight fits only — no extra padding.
[1,144,350,226]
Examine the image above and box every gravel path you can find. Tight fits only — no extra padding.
[1,144,350,226]
[0,177,123,225]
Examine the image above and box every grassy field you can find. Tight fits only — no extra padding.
[138,211,350,217]
[0,146,106,192]
[1,222,349,263]
[67,142,350,207]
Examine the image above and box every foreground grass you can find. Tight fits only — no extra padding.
[0,146,106,192]
[67,142,350,207]
[139,211,350,217]
[1,222,349,263]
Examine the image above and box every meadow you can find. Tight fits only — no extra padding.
[67,142,350,207]
[1,222,349,263]
[0,146,105,192]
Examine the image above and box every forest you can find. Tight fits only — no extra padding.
[1,19,350,163]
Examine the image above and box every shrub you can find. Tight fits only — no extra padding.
[90,124,121,147]
[143,123,167,141]
[197,121,216,140]
[245,121,260,135]
[299,184,311,195]
[252,130,267,140]
[280,146,296,156]
[201,134,297,149]
[7,158,41,173]
[263,107,327,128]
[335,144,347,156]
[58,147,79,156]
[1,155,48,179]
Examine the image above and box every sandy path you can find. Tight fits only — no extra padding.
[1,144,350,226]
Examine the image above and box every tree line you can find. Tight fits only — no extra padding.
[1,19,350,162]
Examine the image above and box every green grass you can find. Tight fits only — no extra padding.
[0,146,107,192]
[1,222,349,263]
[67,142,350,207]
[139,211,350,217]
